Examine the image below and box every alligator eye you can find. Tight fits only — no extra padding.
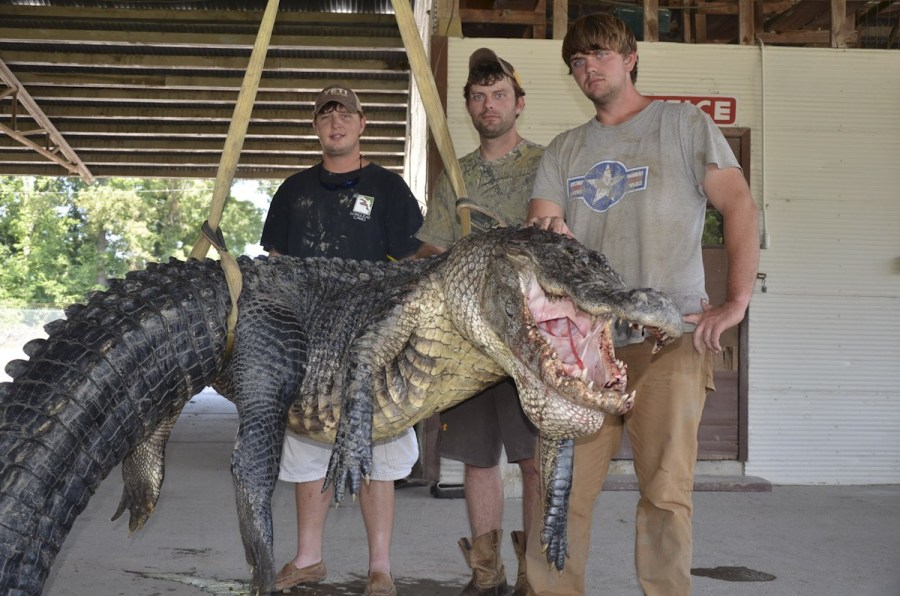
[505,302,516,317]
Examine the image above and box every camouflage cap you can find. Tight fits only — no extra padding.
[468,48,522,87]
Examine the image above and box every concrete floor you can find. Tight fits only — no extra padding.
[41,391,900,596]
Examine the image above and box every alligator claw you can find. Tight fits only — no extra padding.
[325,379,376,503]
[324,434,373,503]
[541,522,569,571]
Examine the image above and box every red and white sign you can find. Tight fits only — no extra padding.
[649,95,737,125]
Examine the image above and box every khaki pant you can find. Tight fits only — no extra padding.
[525,335,714,595]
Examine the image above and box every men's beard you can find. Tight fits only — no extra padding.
[473,116,513,139]
[585,78,623,108]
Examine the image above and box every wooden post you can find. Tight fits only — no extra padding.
[831,0,850,47]
[644,0,660,41]
[695,0,708,43]
[553,0,569,40]
[436,0,462,37]
[739,0,755,45]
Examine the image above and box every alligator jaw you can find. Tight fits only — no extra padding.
[513,274,678,437]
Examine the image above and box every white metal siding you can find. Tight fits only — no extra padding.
[443,38,900,484]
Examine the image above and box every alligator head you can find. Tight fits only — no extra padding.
[442,226,683,440]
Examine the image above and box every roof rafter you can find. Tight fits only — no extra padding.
[0,58,94,183]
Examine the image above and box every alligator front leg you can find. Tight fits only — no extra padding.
[324,363,375,503]
[539,436,575,571]
[111,402,187,532]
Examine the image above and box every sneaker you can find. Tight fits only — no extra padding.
[273,560,326,592]
[363,570,397,596]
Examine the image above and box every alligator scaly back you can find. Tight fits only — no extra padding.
[0,258,231,595]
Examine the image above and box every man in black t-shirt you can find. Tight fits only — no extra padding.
[260,84,422,596]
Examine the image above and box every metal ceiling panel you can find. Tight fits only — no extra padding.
[0,1,411,179]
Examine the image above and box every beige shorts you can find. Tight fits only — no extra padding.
[278,427,419,483]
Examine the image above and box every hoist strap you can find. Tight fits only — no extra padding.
[189,0,281,359]
[200,222,243,360]
[391,0,472,236]
[455,198,508,229]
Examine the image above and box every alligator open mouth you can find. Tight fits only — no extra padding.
[526,280,633,418]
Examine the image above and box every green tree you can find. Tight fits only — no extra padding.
[0,176,263,307]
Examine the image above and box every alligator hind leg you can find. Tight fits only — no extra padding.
[324,364,375,503]
[229,392,287,593]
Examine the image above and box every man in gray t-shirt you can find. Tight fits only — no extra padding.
[525,14,760,596]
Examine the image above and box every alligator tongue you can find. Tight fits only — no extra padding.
[540,317,586,369]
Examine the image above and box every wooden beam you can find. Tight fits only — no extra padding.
[739,0,756,45]
[696,2,708,43]
[694,0,796,16]
[457,9,546,26]
[0,5,399,26]
[0,28,404,50]
[831,0,851,47]
[757,30,831,44]
[680,0,694,43]
[15,72,410,92]
[0,58,93,182]
[533,0,548,39]
[644,0,660,41]
[436,0,463,37]
[0,50,402,73]
[553,0,569,39]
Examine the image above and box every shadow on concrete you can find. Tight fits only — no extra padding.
[132,570,463,595]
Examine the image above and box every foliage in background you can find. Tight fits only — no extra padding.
[0,176,264,307]
[703,207,725,246]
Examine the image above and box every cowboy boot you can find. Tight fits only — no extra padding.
[510,530,530,595]
[458,529,509,595]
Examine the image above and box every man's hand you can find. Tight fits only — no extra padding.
[527,215,574,236]
[683,299,747,354]
[527,198,573,236]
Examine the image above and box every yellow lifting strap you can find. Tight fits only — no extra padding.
[189,0,281,359]
[391,0,472,236]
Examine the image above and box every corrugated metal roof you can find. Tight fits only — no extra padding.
[0,1,411,179]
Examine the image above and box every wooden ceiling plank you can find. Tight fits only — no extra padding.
[0,33,405,51]
[14,72,410,92]
[0,137,404,153]
[1,52,404,73]
[0,6,401,27]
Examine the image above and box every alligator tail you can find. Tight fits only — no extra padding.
[0,257,231,595]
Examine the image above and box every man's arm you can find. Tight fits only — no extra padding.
[526,198,572,236]
[684,165,760,353]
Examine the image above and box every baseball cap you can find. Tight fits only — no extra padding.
[468,48,522,87]
[313,85,363,116]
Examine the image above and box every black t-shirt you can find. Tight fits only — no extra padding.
[260,162,423,261]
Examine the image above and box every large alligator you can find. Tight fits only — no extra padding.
[0,226,682,594]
